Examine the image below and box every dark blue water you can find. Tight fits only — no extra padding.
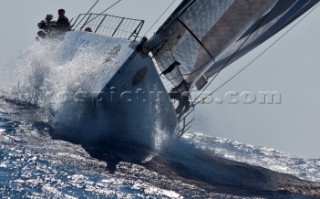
[0,99,243,198]
[1,98,320,198]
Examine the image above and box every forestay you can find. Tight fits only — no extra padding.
[151,0,320,91]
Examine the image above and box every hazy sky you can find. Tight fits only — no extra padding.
[0,0,320,158]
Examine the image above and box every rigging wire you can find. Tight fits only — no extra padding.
[72,0,100,30]
[192,5,274,105]
[193,2,320,106]
[144,0,176,37]
[80,0,122,30]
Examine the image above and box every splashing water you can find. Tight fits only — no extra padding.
[0,32,134,110]
[0,31,174,156]
[0,32,137,143]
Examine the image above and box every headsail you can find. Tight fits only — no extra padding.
[150,0,319,91]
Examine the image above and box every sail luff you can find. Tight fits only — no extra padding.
[156,0,196,35]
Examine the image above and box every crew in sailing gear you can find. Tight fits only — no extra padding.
[37,14,57,39]
[45,14,53,22]
[37,14,56,31]
[169,81,191,119]
[56,9,71,32]
[84,27,93,32]
[175,92,191,120]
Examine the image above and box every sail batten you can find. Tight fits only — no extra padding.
[151,0,319,91]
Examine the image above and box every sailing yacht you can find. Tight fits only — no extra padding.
[48,0,319,155]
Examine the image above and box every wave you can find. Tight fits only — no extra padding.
[1,98,320,198]
[182,132,320,182]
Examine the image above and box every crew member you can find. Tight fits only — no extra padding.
[169,81,192,119]
[84,27,93,32]
[38,14,56,32]
[37,14,57,39]
[56,9,71,32]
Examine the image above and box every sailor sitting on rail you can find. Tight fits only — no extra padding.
[36,9,71,40]
[37,14,57,39]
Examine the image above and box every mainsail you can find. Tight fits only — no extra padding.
[151,0,319,91]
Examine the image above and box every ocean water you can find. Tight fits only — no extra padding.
[1,35,320,198]
[1,99,320,198]
[0,99,251,198]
